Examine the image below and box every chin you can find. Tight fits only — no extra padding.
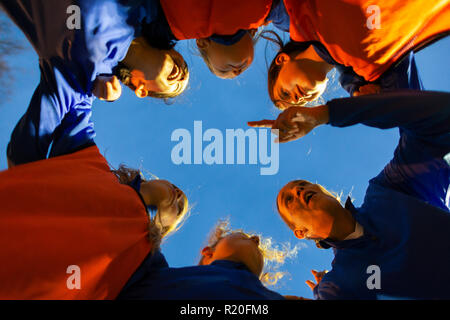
[304,235,323,241]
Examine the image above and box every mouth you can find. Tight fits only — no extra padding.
[167,183,178,206]
[167,64,180,81]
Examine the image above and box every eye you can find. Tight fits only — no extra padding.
[281,89,291,100]
[285,195,293,206]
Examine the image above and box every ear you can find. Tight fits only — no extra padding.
[294,229,306,240]
[200,246,214,264]
[196,38,210,49]
[134,84,148,98]
[275,53,290,66]
[201,246,213,258]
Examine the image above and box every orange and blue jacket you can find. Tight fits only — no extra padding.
[0,146,151,299]
[284,0,450,81]
[159,0,273,40]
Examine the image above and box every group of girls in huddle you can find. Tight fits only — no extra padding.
[0,0,449,300]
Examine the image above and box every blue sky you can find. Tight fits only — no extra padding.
[0,12,449,298]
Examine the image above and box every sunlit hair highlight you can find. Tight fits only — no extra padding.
[199,219,298,286]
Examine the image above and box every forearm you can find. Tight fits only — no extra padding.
[8,108,55,165]
[48,106,96,158]
[327,90,450,138]
[7,80,70,164]
[7,77,96,164]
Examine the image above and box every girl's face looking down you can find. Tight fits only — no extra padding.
[196,32,255,79]
[270,45,332,109]
[139,179,188,236]
[201,232,264,277]
[122,38,189,98]
[130,49,188,98]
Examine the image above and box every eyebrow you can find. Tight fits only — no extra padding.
[282,192,292,208]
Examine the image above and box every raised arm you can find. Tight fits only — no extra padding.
[327,90,449,145]
[328,90,450,210]
[7,64,96,166]
[248,91,450,208]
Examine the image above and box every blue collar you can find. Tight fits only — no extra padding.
[311,41,338,66]
[317,197,373,249]
[210,259,256,276]
[129,175,157,215]
[124,0,160,35]
[209,30,248,46]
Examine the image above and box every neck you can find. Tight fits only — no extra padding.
[138,181,163,208]
[122,37,158,69]
[328,208,356,241]
[294,45,334,78]
[121,39,141,68]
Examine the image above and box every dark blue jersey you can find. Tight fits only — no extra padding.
[315,91,450,299]
[118,250,285,300]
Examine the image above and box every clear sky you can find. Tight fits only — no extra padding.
[0,11,449,298]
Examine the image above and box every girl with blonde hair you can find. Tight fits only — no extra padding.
[118,219,298,299]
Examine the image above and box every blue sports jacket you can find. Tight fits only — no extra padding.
[313,43,424,96]
[1,0,157,164]
[117,249,285,300]
[314,90,450,299]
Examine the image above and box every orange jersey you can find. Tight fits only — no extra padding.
[284,0,450,81]
[0,146,151,299]
[159,0,273,40]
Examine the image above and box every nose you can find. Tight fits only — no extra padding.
[232,68,243,77]
[171,184,183,199]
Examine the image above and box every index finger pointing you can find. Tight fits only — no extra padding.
[247,120,275,128]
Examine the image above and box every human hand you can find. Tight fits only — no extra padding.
[92,75,122,101]
[248,105,329,143]
[353,84,381,97]
[305,269,327,291]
